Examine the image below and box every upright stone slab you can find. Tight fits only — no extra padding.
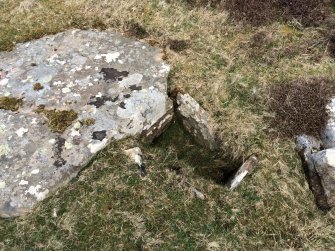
[322,98,335,148]
[176,93,218,150]
[0,29,173,217]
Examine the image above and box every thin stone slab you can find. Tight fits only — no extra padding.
[322,98,335,148]
[0,29,173,217]
[176,93,218,150]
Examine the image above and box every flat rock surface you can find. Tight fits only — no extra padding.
[0,29,173,217]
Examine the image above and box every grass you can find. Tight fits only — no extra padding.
[1,0,335,250]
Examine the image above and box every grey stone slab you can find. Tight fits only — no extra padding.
[0,29,173,217]
[176,93,218,150]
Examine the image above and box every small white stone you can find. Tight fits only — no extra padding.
[94,54,102,60]
[52,208,58,218]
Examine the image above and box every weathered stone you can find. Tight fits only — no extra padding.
[124,147,146,177]
[227,155,258,190]
[296,135,331,211]
[0,29,173,217]
[176,93,218,150]
[311,149,335,207]
[321,98,335,148]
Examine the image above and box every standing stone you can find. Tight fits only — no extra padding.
[0,29,173,217]
[311,149,335,207]
[296,135,331,210]
[321,98,335,148]
[176,93,218,150]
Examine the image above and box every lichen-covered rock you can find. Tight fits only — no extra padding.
[0,29,173,217]
[311,149,335,207]
[296,135,331,210]
[176,93,218,150]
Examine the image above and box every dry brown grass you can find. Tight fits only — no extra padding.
[1,0,335,249]
[225,0,333,26]
[270,78,335,138]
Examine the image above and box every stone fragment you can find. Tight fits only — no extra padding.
[296,135,331,210]
[176,93,218,150]
[312,149,335,207]
[227,155,258,190]
[124,147,146,177]
[321,98,335,148]
[191,187,205,200]
[0,29,172,217]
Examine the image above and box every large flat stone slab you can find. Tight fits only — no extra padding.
[0,29,173,217]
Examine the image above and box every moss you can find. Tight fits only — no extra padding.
[33,83,44,91]
[36,106,78,133]
[82,118,96,126]
[0,97,23,111]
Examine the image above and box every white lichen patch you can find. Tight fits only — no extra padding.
[159,63,171,76]
[325,149,335,167]
[62,87,71,93]
[31,169,40,175]
[70,129,81,137]
[16,128,28,137]
[19,180,29,186]
[103,52,120,63]
[48,139,56,144]
[26,185,49,201]
[31,118,38,125]
[0,144,11,156]
[65,141,73,150]
[0,78,8,86]
[119,73,143,87]
[0,181,6,189]
[0,124,6,134]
